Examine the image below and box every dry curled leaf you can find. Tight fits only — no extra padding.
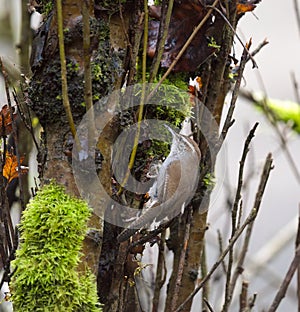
[236,3,256,13]
[0,105,17,136]
[236,0,261,14]
[3,152,29,183]
[148,1,216,72]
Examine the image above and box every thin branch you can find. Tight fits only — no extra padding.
[220,39,252,142]
[82,0,97,151]
[56,0,79,146]
[170,207,193,311]
[245,38,268,63]
[239,281,249,312]
[294,0,300,39]
[222,122,259,312]
[217,229,227,274]
[152,231,167,312]
[128,219,174,248]
[291,72,300,105]
[149,0,174,82]
[232,122,259,234]
[201,240,209,307]
[118,0,148,192]
[203,297,215,312]
[175,209,256,312]
[229,203,257,306]
[268,244,300,312]
[12,88,39,151]
[248,293,257,309]
[175,153,273,312]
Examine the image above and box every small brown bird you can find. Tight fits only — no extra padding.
[117,125,201,242]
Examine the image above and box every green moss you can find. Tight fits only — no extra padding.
[39,0,53,16]
[29,16,123,127]
[118,77,192,183]
[10,182,102,312]
[207,36,221,51]
[203,172,216,191]
[145,78,192,127]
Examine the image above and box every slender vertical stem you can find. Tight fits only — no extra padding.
[56,0,80,147]
[170,208,193,311]
[149,0,174,82]
[119,0,148,191]
[82,0,96,146]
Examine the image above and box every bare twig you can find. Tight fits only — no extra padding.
[248,293,257,309]
[217,229,227,274]
[203,297,215,312]
[294,0,300,39]
[170,207,193,311]
[12,88,39,151]
[152,231,167,312]
[175,153,273,312]
[118,0,149,193]
[128,219,174,248]
[239,281,249,311]
[149,0,174,82]
[232,123,258,233]
[268,244,300,312]
[291,72,300,105]
[245,39,268,63]
[222,122,259,312]
[220,39,252,142]
[201,241,209,307]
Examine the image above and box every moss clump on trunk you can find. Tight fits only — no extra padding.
[10,182,102,312]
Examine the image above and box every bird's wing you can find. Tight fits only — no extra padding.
[158,159,181,203]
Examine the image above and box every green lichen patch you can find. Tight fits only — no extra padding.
[29,17,122,127]
[10,182,101,312]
